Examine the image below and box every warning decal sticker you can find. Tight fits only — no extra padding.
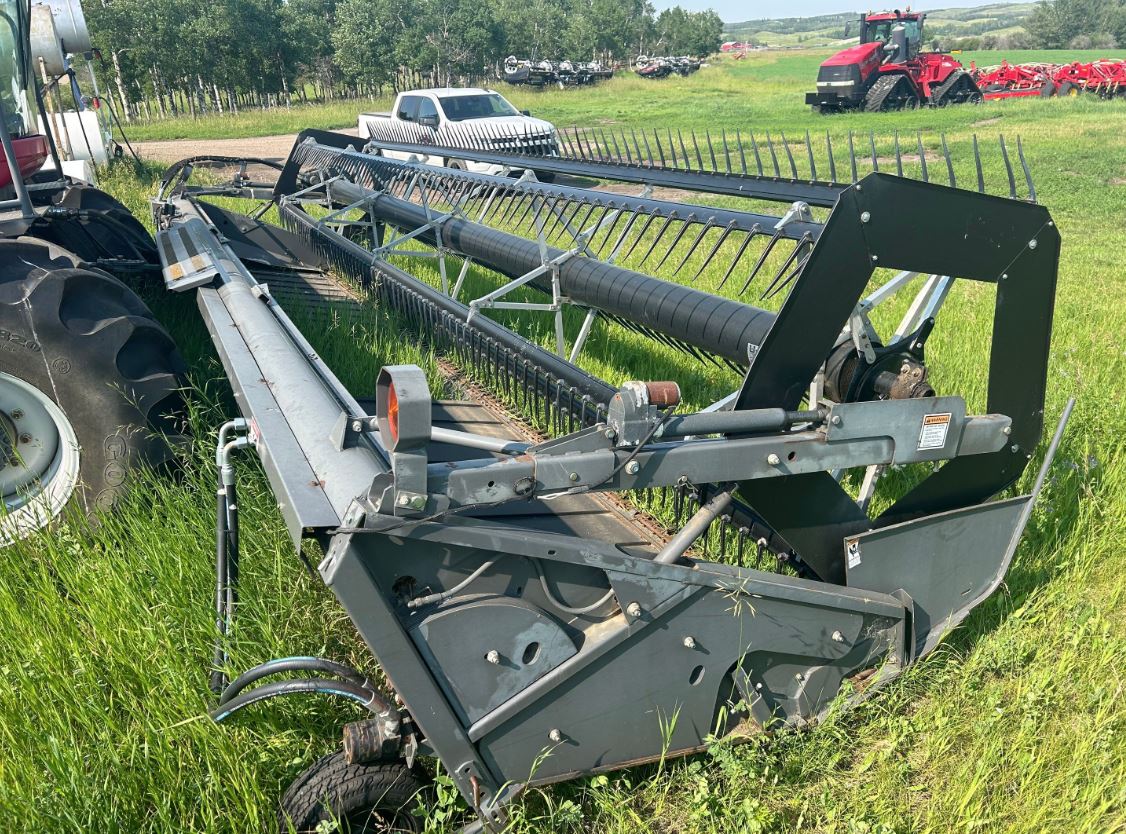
[917,412,952,451]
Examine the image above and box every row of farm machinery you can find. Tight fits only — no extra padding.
[0,0,1077,831]
[971,58,1126,100]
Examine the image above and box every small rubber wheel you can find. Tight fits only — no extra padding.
[1039,81,1057,97]
[278,753,429,833]
[1058,81,1079,97]
[0,239,185,543]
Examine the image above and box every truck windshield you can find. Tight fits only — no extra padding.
[437,94,519,122]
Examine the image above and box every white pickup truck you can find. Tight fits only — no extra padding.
[359,88,557,178]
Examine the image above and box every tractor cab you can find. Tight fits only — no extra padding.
[861,10,925,64]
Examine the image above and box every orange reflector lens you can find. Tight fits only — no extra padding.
[387,383,399,442]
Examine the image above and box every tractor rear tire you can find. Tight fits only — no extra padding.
[278,752,429,833]
[0,239,185,545]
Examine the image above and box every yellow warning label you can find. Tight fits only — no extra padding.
[917,412,952,450]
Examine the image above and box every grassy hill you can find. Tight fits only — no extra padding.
[725,3,1037,47]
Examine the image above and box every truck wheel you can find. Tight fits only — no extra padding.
[278,752,429,833]
[0,239,185,544]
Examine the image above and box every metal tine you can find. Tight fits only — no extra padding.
[513,194,540,231]
[654,130,667,167]
[673,218,715,275]
[760,235,812,301]
[916,131,928,182]
[570,127,587,160]
[805,130,817,181]
[653,212,698,271]
[620,130,634,164]
[781,132,799,179]
[716,227,758,291]
[690,130,705,170]
[587,129,603,161]
[869,131,879,173]
[721,129,732,174]
[638,212,682,265]
[690,221,738,283]
[999,134,1017,199]
[620,211,662,261]
[571,199,601,238]
[706,130,719,172]
[666,128,678,169]
[973,134,985,193]
[1017,136,1036,202]
[763,241,813,301]
[894,131,903,177]
[749,133,764,176]
[738,230,784,295]
[604,207,645,259]
[630,129,644,165]
[497,191,527,226]
[825,131,837,182]
[608,130,624,163]
[765,132,781,177]
[848,131,858,182]
[941,133,956,188]
[544,197,578,241]
[641,130,655,167]
[677,129,691,170]
[598,128,615,163]
[736,131,748,174]
[588,203,625,252]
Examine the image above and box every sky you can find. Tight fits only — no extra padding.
[650,0,1017,25]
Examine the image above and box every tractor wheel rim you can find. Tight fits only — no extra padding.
[0,372,80,544]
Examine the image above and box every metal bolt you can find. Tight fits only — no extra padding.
[626,601,642,618]
[830,414,842,426]
[1011,444,1020,453]
[18,434,30,444]
[1001,273,1008,281]
[604,428,616,440]
[900,362,912,374]
[795,672,804,682]
[10,410,22,420]
[831,630,845,643]
[485,650,500,665]
[1002,426,1012,435]
[755,682,763,690]
[871,255,879,263]
[548,728,562,742]
[352,420,363,432]
[569,472,580,482]
[397,495,410,506]
[767,453,781,466]
[860,211,871,223]
[1028,239,1037,250]
[625,460,640,475]
[683,636,696,649]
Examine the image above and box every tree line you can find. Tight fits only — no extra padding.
[86,0,723,120]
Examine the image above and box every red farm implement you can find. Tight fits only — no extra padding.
[973,58,1126,100]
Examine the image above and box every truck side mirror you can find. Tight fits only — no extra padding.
[520,109,531,116]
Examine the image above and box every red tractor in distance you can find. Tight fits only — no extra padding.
[806,10,983,112]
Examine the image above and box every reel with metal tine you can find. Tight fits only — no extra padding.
[630,129,644,165]
[666,128,679,169]
[603,207,643,260]
[672,219,715,275]
[760,235,813,301]
[721,129,732,174]
[869,131,879,172]
[805,130,817,181]
[619,211,662,262]
[999,135,1017,200]
[608,131,624,163]
[690,221,738,283]
[654,131,667,167]
[641,131,655,167]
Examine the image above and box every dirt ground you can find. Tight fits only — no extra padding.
[134,129,358,164]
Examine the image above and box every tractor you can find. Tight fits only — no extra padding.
[806,9,983,112]
[0,0,183,545]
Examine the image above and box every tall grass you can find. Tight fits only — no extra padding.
[2,48,1124,832]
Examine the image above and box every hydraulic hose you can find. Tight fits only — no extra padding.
[209,678,384,723]
[218,656,373,706]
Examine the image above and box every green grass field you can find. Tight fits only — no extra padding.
[3,48,1125,832]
